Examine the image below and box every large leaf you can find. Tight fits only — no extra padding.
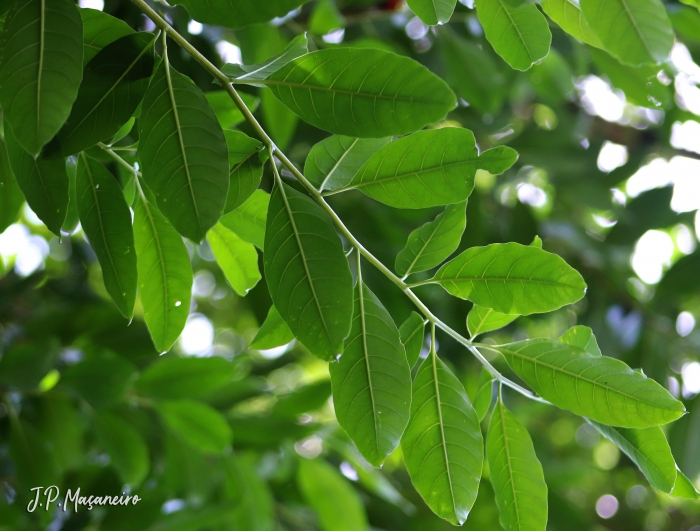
[347,129,481,209]
[266,48,456,138]
[251,305,295,350]
[222,33,308,83]
[401,353,483,525]
[430,243,586,315]
[0,0,83,155]
[171,0,311,29]
[559,325,601,356]
[264,182,354,361]
[135,356,234,399]
[587,420,676,492]
[580,0,674,66]
[94,410,149,487]
[138,57,229,242]
[220,189,269,250]
[207,222,261,296]
[476,0,552,71]
[80,7,134,65]
[133,193,192,353]
[297,458,369,531]
[491,339,686,427]
[156,399,232,454]
[395,200,466,277]
[467,305,519,337]
[5,129,68,236]
[541,0,602,48]
[57,33,156,156]
[305,135,391,192]
[223,130,264,213]
[330,281,412,467]
[0,136,24,233]
[399,312,425,368]
[487,397,548,531]
[76,153,137,318]
[407,0,458,25]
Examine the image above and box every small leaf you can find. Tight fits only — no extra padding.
[136,356,234,399]
[476,0,552,71]
[581,0,674,66]
[205,90,260,129]
[541,0,602,48]
[264,182,354,361]
[297,458,369,531]
[559,325,601,356]
[0,0,83,155]
[431,242,586,315]
[220,189,269,250]
[138,57,229,242]
[477,145,519,175]
[80,7,134,65]
[134,193,193,353]
[222,33,308,83]
[487,396,548,531]
[330,282,412,467]
[251,305,294,350]
[305,135,391,192]
[5,129,68,236]
[672,469,700,499]
[395,200,467,277]
[77,153,137,318]
[407,0,458,25]
[171,0,311,29]
[0,136,24,234]
[530,235,543,248]
[468,305,519,337]
[309,0,345,34]
[94,410,149,487]
[207,222,261,296]
[57,33,156,156]
[474,368,495,421]
[401,353,483,525]
[156,399,233,454]
[399,312,426,368]
[587,420,677,492]
[266,48,456,138]
[62,158,80,234]
[223,130,264,213]
[492,339,686,428]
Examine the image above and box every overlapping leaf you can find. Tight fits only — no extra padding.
[399,312,425,368]
[221,189,269,250]
[76,154,137,318]
[430,242,586,315]
[541,0,602,48]
[171,0,310,29]
[266,48,456,138]
[491,339,686,427]
[80,7,134,65]
[487,397,548,531]
[330,282,412,467]
[133,193,192,353]
[222,34,308,83]
[0,0,83,155]
[251,305,294,350]
[407,0,458,25]
[223,130,264,213]
[474,368,494,421]
[264,182,354,360]
[0,135,25,233]
[207,222,261,296]
[467,305,519,337]
[138,58,229,242]
[401,354,483,525]
[559,325,601,356]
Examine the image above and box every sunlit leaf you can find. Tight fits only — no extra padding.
[467,305,519,337]
[80,7,134,65]
[399,312,425,368]
[207,222,261,297]
[250,305,294,351]
[541,0,602,48]
[205,90,260,129]
[221,189,269,250]
[407,0,457,25]
[222,33,308,83]
[156,399,233,454]
[672,469,700,499]
[559,325,601,356]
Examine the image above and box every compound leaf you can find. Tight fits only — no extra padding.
[207,222,261,297]
[467,305,519,337]
[474,368,494,421]
[399,312,426,368]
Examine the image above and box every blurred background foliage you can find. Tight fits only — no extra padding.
[1,0,700,530]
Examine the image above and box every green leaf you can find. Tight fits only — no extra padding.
[474,368,494,421]
[399,312,426,368]
[401,353,483,525]
[559,325,601,356]
[80,7,134,66]
[541,0,602,48]
[309,0,345,34]
[491,339,686,427]
[266,48,456,138]
[9,417,59,491]
[467,305,519,337]
[62,157,80,234]
[264,182,354,361]
[297,458,369,531]
[0,0,83,155]
[587,420,676,492]
[330,281,412,467]
[261,89,298,151]
[156,399,233,454]
[171,0,311,29]
[0,343,56,390]
[224,453,275,531]
[57,33,156,156]
[672,469,700,499]
[395,200,467,277]
[476,0,552,71]
[407,0,458,25]
[220,189,269,250]
[135,356,234,399]
[138,57,229,242]
[431,242,586,315]
[530,235,543,248]
[251,305,294,350]
[222,33,308,83]
[76,153,137,318]
[223,130,264,213]
[205,90,260,129]
[133,193,193,353]
[273,380,331,417]
[580,0,674,66]
[0,136,24,234]
[487,396,548,531]
[305,135,391,192]
[60,356,136,407]
[94,410,149,487]
[5,129,68,236]
[207,222,261,297]
[477,145,519,175]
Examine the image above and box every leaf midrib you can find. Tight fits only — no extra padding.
[319,138,358,191]
[357,282,380,457]
[434,276,580,288]
[37,0,46,147]
[498,400,522,530]
[432,354,458,522]
[496,0,535,62]
[616,0,654,58]
[403,208,450,277]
